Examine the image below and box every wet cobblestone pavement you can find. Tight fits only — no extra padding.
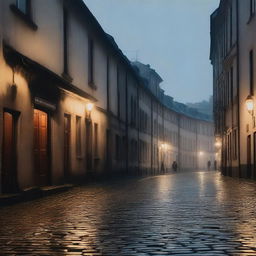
[1,171,256,255]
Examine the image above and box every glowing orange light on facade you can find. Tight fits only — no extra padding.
[215,141,222,148]
[245,95,254,114]
[86,102,94,112]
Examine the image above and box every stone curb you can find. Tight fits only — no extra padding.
[0,184,74,207]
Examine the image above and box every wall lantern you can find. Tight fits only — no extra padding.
[199,151,204,156]
[160,143,168,150]
[85,102,94,119]
[215,141,222,148]
[246,95,254,115]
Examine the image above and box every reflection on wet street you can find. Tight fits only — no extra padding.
[1,171,256,255]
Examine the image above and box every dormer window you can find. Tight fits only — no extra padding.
[16,0,30,15]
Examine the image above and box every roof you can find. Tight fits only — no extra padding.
[44,0,214,123]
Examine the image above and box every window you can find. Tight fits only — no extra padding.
[16,0,30,15]
[106,56,110,111]
[233,129,237,160]
[76,116,81,157]
[94,123,98,158]
[250,0,256,17]
[88,39,94,86]
[63,8,69,76]
[117,66,120,118]
[250,50,254,95]
[230,6,232,48]
[115,135,120,161]
[122,136,126,161]
[230,67,233,101]
[63,8,72,81]
[10,0,37,30]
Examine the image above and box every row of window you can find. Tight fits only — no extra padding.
[180,154,197,169]
[225,129,238,162]
[198,140,214,153]
[181,137,197,152]
[139,109,149,133]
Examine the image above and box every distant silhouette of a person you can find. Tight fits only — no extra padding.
[172,161,178,172]
[214,160,217,170]
[161,161,165,173]
[207,160,211,171]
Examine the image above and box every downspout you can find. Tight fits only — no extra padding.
[125,72,129,174]
[178,115,181,170]
[151,97,153,174]
[236,0,241,177]
[137,84,140,175]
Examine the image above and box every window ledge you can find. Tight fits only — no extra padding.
[10,4,38,30]
[62,72,73,83]
[247,13,255,24]
[89,82,97,90]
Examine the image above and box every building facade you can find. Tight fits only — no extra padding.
[0,0,214,194]
[210,0,256,178]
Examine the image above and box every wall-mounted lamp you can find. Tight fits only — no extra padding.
[246,95,254,116]
[214,141,222,148]
[199,151,204,156]
[85,102,94,119]
[160,143,168,150]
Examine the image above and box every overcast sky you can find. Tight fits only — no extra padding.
[83,0,220,103]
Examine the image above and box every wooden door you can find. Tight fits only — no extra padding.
[34,109,49,186]
[2,112,17,193]
[86,120,92,171]
[247,135,252,178]
[64,114,71,179]
[106,129,112,170]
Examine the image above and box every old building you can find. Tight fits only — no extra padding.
[0,0,215,194]
[210,0,256,178]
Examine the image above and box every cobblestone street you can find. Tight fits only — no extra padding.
[1,171,256,255]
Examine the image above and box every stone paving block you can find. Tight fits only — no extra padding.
[1,172,256,255]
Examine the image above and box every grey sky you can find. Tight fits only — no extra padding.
[83,0,220,103]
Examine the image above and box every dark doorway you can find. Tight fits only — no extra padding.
[64,114,71,180]
[2,111,18,193]
[34,109,50,186]
[106,129,112,170]
[247,135,252,178]
[86,120,93,171]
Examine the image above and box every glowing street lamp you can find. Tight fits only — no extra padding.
[199,151,204,156]
[246,95,254,115]
[215,141,222,148]
[160,143,167,150]
[85,102,94,119]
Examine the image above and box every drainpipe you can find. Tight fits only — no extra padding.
[151,97,153,174]
[125,72,129,174]
[236,0,241,177]
[178,115,181,170]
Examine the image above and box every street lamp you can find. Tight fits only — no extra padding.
[160,143,167,150]
[246,95,254,115]
[215,141,222,148]
[85,102,94,119]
